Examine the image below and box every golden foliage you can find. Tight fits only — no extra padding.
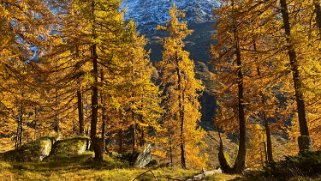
[157,4,207,169]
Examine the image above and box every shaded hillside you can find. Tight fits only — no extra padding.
[147,22,216,63]
[146,22,217,130]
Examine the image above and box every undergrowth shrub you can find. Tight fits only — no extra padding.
[265,151,321,179]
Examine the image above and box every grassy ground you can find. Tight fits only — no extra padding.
[234,171,321,181]
[2,153,321,181]
[0,154,237,181]
[3,160,321,181]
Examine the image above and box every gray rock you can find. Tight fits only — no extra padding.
[38,137,55,160]
[186,168,222,181]
[134,144,153,168]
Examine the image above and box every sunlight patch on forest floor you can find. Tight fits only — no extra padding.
[0,160,238,181]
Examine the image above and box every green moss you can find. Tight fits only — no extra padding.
[224,151,233,167]
[3,137,55,162]
[4,138,52,162]
[47,137,90,160]
[2,136,92,163]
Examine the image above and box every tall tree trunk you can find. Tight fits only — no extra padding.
[263,141,268,161]
[90,0,103,162]
[75,45,84,135]
[232,7,246,172]
[100,69,107,152]
[254,39,274,163]
[169,133,173,165]
[140,127,145,147]
[34,107,37,140]
[131,112,136,154]
[218,132,233,173]
[53,58,60,134]
[176,63,186,169]
[233,40,246,173]
[118,130,123,153]
[77,84,85,135]
[280,0,311,152]
[314,0,321,37]
[217,1,246,173]
[54,88,60,133]
[263,116,274,163]
[16,88,24,148]
[15,107,23,148]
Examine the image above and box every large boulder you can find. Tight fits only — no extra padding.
[3,137,56,162]
[47,136,90,159]
[134,144,153,168]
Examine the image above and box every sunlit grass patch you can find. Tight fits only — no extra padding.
[0,159,229,181]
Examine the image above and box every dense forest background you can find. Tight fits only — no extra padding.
[1,0,321,178]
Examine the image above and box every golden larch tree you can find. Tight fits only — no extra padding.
[157,4,206,169]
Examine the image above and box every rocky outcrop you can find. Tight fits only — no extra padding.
[46,137,90,159]
[2,136,92,162]
[3,137,56,162]
[134,144,153,168]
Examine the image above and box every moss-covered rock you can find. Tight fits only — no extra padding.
[3,137,56,162]
[47,136,90,159]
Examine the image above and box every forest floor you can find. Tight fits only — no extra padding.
[0,154,238,181]
[2,159,321,181]
[1,152,321,181]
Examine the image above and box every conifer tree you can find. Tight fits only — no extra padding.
[212,0,247,173]
[42,0,125,161]
[122,21,163,152]
[212,0,320,163]
[101,20,163,153]
[211,0,293,171]
[281,0,321,151]
[279,0,311,151]
[313,0,321,37]
[0,0,53,146]
[43,0,163,160]
[158,4,206,169]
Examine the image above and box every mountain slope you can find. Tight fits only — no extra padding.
[122,0,218,129]
[121,0,219,33]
